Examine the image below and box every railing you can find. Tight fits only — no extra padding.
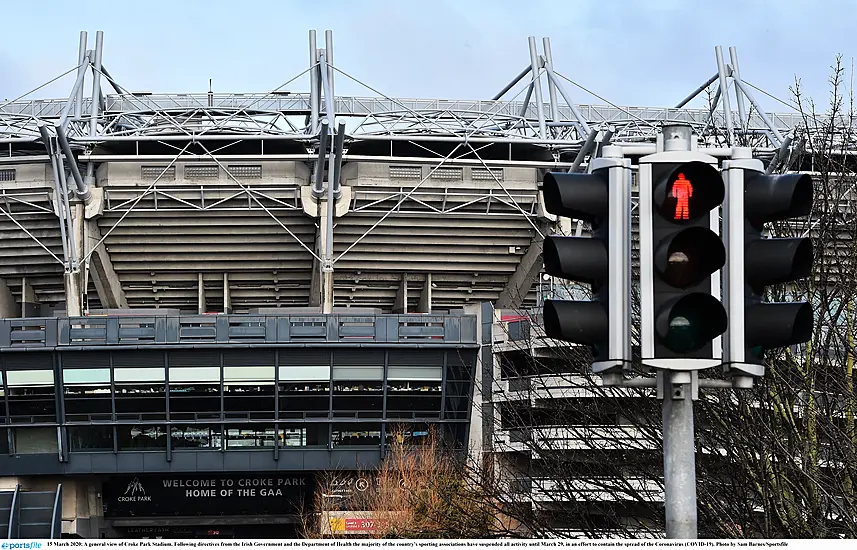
[50,485,62,539]
[0,313,478,350]
[7,484,20,539]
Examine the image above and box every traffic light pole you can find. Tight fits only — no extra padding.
[660,370,698,539]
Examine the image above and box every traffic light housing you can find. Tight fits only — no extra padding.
[723,151,814,374]
[541,150,632,373]
[640,153,728,369]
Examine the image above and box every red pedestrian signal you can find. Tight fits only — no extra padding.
[671,173,693,220]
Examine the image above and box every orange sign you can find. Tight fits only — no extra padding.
[671,173,693,220]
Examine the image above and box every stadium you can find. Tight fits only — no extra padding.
[0,29,814,538]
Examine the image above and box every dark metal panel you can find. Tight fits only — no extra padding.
[169,451,198,472]
[0,320,10,348]
[328,451,360,470]
[302,450,332,470]
[223,452,252,471]
[65,452,94,474]
[88,453,118,473]
[248,451,277,471]
[444,316,461,342]
[116,453,145,472]
[275,451,304,470]
[44,321,58,347]
[196,452,225,472]
[106,318,120,343]
[355,450,382,468]
[144,452,178,472]
[0,454,62,475]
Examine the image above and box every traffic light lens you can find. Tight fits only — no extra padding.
[655,227,726,288]
[655,293,727,353]
[668,251,689,266]
[654,161,724,223]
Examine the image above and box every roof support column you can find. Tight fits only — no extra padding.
[0,279,16,318]
[223,273,231,314]
[393,274,408,314]
[85,219,128,310]
[198,273,207,314]
[418,274,432,314]
[495,221,550,309]
[21,277,39,317]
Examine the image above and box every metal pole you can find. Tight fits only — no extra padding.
[674,73,719,109]
[75,32,87,119]
[55,125,89,200]
[542,38,560,123]
[332,120,345,199]
[59,60,90,130]
[325,30,335,103]
[492,66,532,101]
[543,65,592,137]
[596,125,615,156]
[319,53,336,313]
[766,132,793,175]
[662,370,698,539]
[701,85,722,137]
[39,124,70,273]
[526,37,547,140]
[728,47,748,132]
[309,30,319,134]
[85,31,104,186]
[517,82,534,120]
[312,119,329,196]
[714,46,734,145]
[732,79,785,146]
[569,127,598,173]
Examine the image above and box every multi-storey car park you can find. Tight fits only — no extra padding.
[0,30,824,538]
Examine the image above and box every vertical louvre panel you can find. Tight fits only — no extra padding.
[185,165,219,179]
[141,166,176,180]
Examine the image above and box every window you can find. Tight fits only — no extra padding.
[278,350,330,418]
[168,351,220,420]
[68,426,114,451]
[225,425,277,448]
[64,368,112,422]
[117,425,167,450]
[332,423,381,448]
[6,370,56,423]
[387,350,443,419]
[171,425,222,449]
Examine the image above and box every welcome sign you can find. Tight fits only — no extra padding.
[103,474,315,517]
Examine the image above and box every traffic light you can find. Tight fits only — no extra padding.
[541,149,632,373]
[639,153,728,369]
[723,151,814,374]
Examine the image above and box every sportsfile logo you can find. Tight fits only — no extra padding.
[1,542,43,549]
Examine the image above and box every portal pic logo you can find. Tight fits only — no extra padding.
[118,477,151,502]
[125,477,145,496]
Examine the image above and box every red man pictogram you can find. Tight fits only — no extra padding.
[672,173,693,220]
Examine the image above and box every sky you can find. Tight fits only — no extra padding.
[0,0,854,113]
